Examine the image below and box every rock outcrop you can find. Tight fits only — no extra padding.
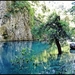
[0,1,32,41]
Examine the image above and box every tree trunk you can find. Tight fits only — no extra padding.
[55,37,62,55]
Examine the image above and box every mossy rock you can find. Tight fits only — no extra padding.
[0,25,8,40]
[0,26,7,35]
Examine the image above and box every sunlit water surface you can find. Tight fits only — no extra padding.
[0,41,75,74]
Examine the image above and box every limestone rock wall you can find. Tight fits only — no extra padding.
[0,1,32,41]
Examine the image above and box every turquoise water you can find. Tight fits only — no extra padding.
[0,41,75,74]
[0,41,49,74]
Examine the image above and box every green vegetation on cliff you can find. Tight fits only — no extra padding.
[5,1,34,26]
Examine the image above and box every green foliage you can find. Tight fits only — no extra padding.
[31,23,44,40]
[42,4,47,13]
[46,12,57,23]
[2,29,8,39]
[58,20,70,38]
[33,12,71,46]
[68,2,75,15]
[29,7,34,26]
[32,1,40,6]
[30,1,51,23]
[48,13,70,39]
[6,1,34,26]
[7,1,30,13]
[2,33,8,39]
[70,27,75,41]
[4,13,11,18]
[59,20,69,27]
[71,15,75,23]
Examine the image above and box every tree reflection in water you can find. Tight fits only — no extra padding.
[0,41,75,74]
[0,41,49,74]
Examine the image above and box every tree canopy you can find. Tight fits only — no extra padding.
[33,12,71,55]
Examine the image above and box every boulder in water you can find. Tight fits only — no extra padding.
[70,43,75,50]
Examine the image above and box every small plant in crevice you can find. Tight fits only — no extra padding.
[2,34,8,39]
[2,31,8,39]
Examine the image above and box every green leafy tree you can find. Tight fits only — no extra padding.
[70,28,75,41]
[37,12,71,55]
[68,2,75,15]
[67,2,75,41]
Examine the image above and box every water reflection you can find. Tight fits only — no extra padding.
[38,53,75,74]
[0,41,75,74]
[0,41,49,74]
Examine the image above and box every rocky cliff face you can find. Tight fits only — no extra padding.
[0,1,32,41]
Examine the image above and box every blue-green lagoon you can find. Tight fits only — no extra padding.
[0,41,75,74]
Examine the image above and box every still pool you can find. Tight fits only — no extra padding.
[0,41,75,74]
